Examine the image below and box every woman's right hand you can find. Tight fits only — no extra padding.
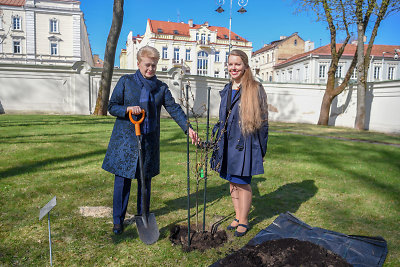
[126,106,142,115]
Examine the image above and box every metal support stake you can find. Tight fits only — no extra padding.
[48,213,53,266]
[203,87,211,232]
[186,84,191,247]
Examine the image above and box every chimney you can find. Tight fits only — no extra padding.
[280,36,287,40]
[188,19,193,27]
[204,21,209,27]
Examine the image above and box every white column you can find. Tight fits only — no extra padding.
[25,10,36,61]
[72,15,81,60]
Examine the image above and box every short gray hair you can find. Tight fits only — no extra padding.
[137,46,160,62]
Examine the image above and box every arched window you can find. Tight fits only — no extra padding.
[197,51,208,76]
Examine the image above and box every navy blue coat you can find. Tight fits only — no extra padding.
[210,82,269,177]
[102,73,188,179]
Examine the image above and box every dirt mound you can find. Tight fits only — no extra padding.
[169,225,228,252]
[216,238,352,267]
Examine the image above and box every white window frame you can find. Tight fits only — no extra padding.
[12,15,21,30]
[304,65,309,83]
[50,18,59,33]
[214,70,219,78]
[13,40,21,54]
[351,67,357,79]
[0,16,3,30]
[335,65,343,78]
[50,42,58,56]
[215,51,220,62]
[173,47,180,63]
[373,66,381,80]
[162,47,167,59]
[185,49,191,61]
[388,66,395,80]
[197,51,208,76]
[319,64,326,79]
[201,33,206,44]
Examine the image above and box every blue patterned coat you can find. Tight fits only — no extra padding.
[102,73,188,179]
[210,82,269,177]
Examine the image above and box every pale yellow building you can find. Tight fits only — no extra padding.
[0,0,93,66]
[251,33,314,82]
[120,19,252,78]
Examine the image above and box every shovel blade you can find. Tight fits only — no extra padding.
[135,213,159,245]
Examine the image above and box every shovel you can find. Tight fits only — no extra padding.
[129,110,160,245]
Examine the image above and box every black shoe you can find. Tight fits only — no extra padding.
[226,218,239,231]
[113,224,124,235]
[234,224,249,237]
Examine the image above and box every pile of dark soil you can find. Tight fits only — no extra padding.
[215,238,352,267]
[169,225,228,252]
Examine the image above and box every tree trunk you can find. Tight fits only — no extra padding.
[355,22,366,130]
[318,70,336,125]
[93,0,124,115]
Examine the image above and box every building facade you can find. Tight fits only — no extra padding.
[120,19,253,78]
[251,33,314,82]
[0,0,93,66]
[274,43,400,84]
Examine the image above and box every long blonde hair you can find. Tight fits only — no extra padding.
[229,49,268,135]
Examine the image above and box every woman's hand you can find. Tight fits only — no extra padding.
[188,128,200,145]
[126,106,142,115]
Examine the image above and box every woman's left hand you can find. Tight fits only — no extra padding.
[188,128,200,145]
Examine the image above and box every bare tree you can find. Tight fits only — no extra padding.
[297,0,358,125]
[93,0,124,115]
[354,0,396,129]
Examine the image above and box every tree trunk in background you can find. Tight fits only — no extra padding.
[355,22,366,130]
[93,0,124,115]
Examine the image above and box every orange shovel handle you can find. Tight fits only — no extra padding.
[128,109,145,136]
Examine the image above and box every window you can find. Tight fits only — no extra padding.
[201,33,206,44]
[388,67,394,80]
[304,65,309,82]
[0,16,3,30]
[215,51,220,62]
[197,51,208,76]
[173,47,180,63]
[294,39,297,46]
[351,67,357,79]
[225,71,229,78]
[288,70,293,80]
[162,66,168,72]
[13,40,21,54]
[173,30,179,35]
[0,37,3,53]
[13,16,21,30]
[162,47,167,59]
[223,34,228,39]
[157,28,163,33]
[319,65,326,79]
[208,34,211,42]
[225,53,229,63]
[185,49,191,61]
[196,33,199,41]
[214,71,219,78]
[335,65,343,78]
[266,54,269,63]
[373,66,380,80]
[50,42,58,55]
[50,19,58,33]
[235,36,240,40]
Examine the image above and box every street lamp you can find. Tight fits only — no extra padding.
[215,0,248,54]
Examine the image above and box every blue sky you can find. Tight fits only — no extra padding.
[81,0,400,66]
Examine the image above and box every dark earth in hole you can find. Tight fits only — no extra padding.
[215,238,352,267]
[169,225,228,252]
[169,226,352,266]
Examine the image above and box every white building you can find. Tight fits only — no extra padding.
[120,19,253,78]
[0,0,93,66]
[274,43,400,84]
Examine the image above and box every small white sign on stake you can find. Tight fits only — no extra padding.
[39,196,56,266]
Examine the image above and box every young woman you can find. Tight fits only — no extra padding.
[211,49,269,237]
[102,46,198,235]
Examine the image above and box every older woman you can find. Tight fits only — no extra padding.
[211,49,269,237]
[102,46,198,235]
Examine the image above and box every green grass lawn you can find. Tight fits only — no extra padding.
[0,115,399,266]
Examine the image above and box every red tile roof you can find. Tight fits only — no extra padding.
[276,43,400,67]
[147,19,248,42]
[0,0,25,6]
